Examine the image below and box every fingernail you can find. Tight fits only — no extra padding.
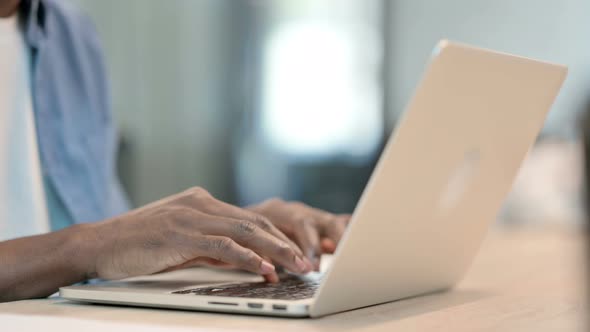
[260,261,275,274]
[321,238,337,252]
[294,256,308,273]
[266,273,280,283]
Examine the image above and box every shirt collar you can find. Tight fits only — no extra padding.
[20,0,46,50]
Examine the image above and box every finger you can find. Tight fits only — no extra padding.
[202,216,312,274]
[184,195,306,259]
[322,217,347,246]
[321,238,337,253]
[160,257,280,283]
[264,273,280,283]
[292,218,322,271]
[260,255,280,283]
[313,211,349,246]
[337,214,352,225]
[195,236,279,280]
[249,215,306,259]
[171,209,310,274]
[290,203,348,247]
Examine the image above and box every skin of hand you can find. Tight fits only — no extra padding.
[87,187,315,284]
[185,199,351,273]
[0,187,349,302]
[248,199,350,271]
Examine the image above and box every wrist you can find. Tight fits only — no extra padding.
[61,222,104,280]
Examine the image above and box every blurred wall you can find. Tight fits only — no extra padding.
[70,0,242,206]
[387,0,590,137]
[69,0,590,210]
[70,0,381,208]
[385,0,590,225]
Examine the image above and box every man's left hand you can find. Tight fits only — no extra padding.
[248,199,350,271]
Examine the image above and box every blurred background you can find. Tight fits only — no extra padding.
[69,0,590,225]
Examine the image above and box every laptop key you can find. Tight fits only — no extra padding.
[172,274,323,300]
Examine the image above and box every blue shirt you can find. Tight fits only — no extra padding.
[20,0,130,227]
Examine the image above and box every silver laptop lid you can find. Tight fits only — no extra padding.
[310,40,567,317]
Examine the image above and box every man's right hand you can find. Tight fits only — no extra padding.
[84,187,313,283]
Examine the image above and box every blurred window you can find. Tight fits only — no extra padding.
[260,1,383,160]
[262,22,381,158]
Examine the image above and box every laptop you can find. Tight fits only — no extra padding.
[60,40,567,318]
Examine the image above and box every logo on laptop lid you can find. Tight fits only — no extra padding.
[438,149,481,213]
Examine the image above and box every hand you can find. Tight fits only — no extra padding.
[85,187,314,283]
[248,199,350,271]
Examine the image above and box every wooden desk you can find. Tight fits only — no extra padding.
[1,226,587,331]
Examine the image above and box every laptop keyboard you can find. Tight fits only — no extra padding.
[171,274,322,300]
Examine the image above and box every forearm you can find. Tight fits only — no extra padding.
[0,223,97,302]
